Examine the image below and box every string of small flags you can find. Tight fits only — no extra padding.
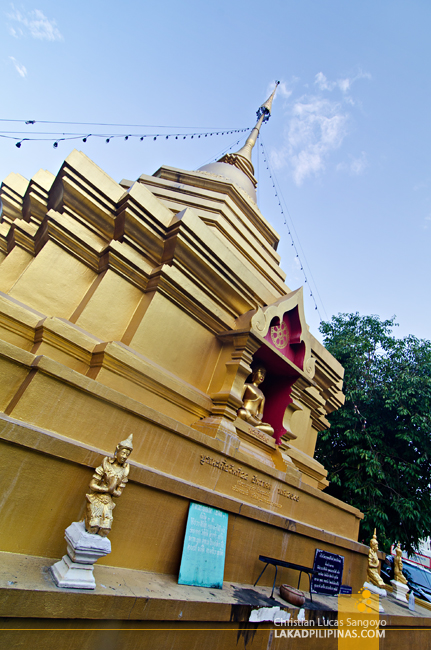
[0,125,250,149]
[259,138,326,322]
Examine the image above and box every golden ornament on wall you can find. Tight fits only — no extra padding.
[270,321,289,349]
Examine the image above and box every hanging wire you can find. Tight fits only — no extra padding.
[0,118,246,130]
[0,127,250,149]
[198,137,244,168]
[259,138,327,322]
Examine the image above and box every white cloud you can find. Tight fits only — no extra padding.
[272,96,349,185]
[9,55,27,77]
[337,78,351,93]
[270,70,371,185]
[314,69,372,111]
[315,72,335,92]
[424,215,431,230]
[291,256,302,282]
[338,71,371,98]
[276,81,293,99]
[350,152,367,175]
[8,25,23,37]
[315,70,371,96]
[337,151,368,176]
[7,6,63,41]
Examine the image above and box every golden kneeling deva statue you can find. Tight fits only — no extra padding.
[85,434,133,537]
[367,529,386,588]
[237,365,274,435]
[394,543,408,585]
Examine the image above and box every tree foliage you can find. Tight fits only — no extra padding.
[315,313,431,553]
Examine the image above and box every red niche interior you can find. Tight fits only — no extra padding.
[253,344,302,446]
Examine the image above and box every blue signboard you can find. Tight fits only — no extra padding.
[311,549,345,595]
[178,502,228,589]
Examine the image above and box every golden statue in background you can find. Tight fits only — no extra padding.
[85,434,133,537]
[367,529,386,588]
[237,365,274,435]
[394,543,408,584]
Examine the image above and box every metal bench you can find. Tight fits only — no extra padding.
[254,554,319,601]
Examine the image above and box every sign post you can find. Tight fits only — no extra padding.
[178,502,228,589]
[311,549,344,595]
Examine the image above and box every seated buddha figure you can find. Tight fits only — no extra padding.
[237,365,274,435]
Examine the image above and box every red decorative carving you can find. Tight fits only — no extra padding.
[264,306,305,371]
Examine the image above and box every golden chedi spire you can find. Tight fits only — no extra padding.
[219,81,280,186]
[197,81,280,201]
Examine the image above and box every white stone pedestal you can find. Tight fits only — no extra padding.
[364,580,387,598]
[391,579,409,603]
[363,581,386,612]
[51,521,111,589]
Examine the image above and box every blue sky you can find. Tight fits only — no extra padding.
[1,0,430,342]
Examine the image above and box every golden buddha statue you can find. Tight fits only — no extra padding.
[394,543,408,585]
[367,529,386,588]
[237,365,274,435]
[85,434,133,537]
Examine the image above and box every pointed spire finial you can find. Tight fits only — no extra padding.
[257,80,280,122]
[218,81,280,188]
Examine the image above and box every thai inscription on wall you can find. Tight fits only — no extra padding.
[200,454,299,510]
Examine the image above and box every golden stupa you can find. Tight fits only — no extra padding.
[0,85,371,647]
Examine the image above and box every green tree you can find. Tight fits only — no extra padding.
[315,313,431,553]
